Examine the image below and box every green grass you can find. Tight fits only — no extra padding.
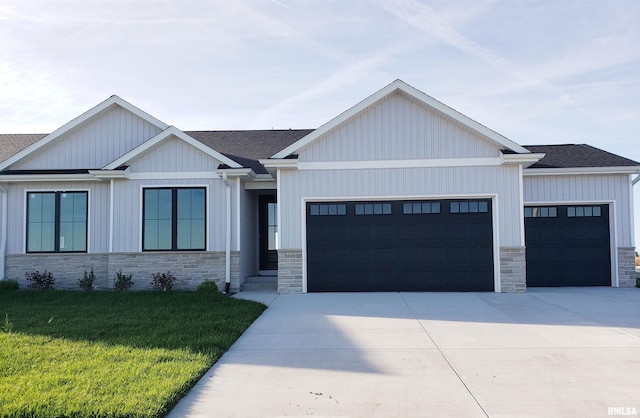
[0,290,266,417]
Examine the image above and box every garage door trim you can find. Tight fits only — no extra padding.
[523,200,616,287]
[300,194,500,292]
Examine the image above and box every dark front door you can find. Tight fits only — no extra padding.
[259,195,278,270]
[306,199,494,292]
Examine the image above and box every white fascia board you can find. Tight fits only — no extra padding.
[88,169,129,179]
[502,153,546,167]
[103,126,242,170]
[0,174,101,182]
[271,79,530,158]
[0,95,169,171]
[524,166,640,176]
[260,159,298,169]
[215,168,255,179]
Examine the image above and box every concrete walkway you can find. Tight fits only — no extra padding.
[168,288,640,417]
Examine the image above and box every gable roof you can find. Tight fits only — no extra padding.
[524,144,640,169]
[1,132,637,174]
[103,126,242,170]
[0,95,169,171]
[271,79,530,159]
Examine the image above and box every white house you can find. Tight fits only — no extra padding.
[0,80,637,292]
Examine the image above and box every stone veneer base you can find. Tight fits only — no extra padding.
[617,247,636,288]
[278,249,303,293]
[6,251,240,292]
[500,246,526,293]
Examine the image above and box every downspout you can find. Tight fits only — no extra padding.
[0,185,7,280]
[633,174,640,186]
[222,172,231,294]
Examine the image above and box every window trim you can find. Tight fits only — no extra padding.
[141,186,207,252]
[25,189,89,254]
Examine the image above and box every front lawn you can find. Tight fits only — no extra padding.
[0,290,266,417]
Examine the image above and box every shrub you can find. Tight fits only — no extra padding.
[114,270,134,291]
[25,270,55,290]
[78,269,96,291]
[197,280,218,293]
[0,280,19,292]
[150,271,176,291]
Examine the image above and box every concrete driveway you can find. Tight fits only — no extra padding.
[168,288,640,418]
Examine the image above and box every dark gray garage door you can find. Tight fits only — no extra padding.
[524,205,611,286]
[306,199,494,292]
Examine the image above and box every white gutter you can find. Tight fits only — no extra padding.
[222,172,232,293]
[0,185,7,280]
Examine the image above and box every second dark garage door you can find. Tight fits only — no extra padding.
[306,199,494,292]
[524,204,611,286]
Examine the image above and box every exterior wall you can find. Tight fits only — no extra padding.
[277,250,303,293]
[7,251,240,292]
[278,165,523,249]
[110,177,235,253]
[500,247,526,292]
[617,247,636,287]
[10,106,161,170]
[128,136,221,172]
[238,188,258,283]
[523,174,633,246]
[299,93,500,162]
[6,182,110,254]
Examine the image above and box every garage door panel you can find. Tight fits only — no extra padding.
[525,204,610,287]
[307,199,494,292]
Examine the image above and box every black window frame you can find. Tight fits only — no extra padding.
[26,191,88,253]
[142,187,207,251]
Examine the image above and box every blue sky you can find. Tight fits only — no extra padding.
[1,0,640,245]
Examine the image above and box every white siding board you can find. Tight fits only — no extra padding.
[279,165,521,249]
[6,182,109,254]
[128,136,221,173]
[299,93,501,162]
[523,174,633,246]
[110,178,231,253]
[12,106,161,170]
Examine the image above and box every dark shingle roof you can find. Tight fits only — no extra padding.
[0,134,46,163]
[524,144,640,169]
[185,130,313,173]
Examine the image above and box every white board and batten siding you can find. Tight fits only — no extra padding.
[278,165,522,249]
[299,92,501,162]
[524,174,634,247]
[6,182,110,254]
[9,106,162,170]
[110,177,237,253]
[127,136,220,173]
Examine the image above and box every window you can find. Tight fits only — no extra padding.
[524,207,558,218]
[450,200,489,214]
[143,187,205,251]
[27,191,87,253]
[567,206,601,217]
[403,201,441,215]
[355,203,392,215]
[309,203,346,216]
